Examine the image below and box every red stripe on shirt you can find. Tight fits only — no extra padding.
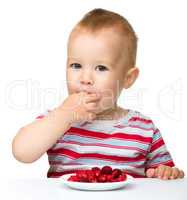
[146,160,175,169]
[114,124,154,132]
[57,140,147,154]
[36,115,45,119]
[129,117,153,124]
[150,138,165,153]
[66,127,152,143]
[47,148,146,162]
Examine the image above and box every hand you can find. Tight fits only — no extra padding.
[59,91,102,124]
[146,164,185,180]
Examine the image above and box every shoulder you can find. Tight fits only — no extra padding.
[127,109,156,129]
[129,109,152,121]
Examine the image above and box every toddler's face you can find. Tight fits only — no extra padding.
[66,28,127,111]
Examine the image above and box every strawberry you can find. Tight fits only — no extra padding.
[76,170,89,182]
[111,168,122,179]
[101,166,112,175]
[66,166,127,183]
[91,167,101,177]
[117,174,126,181]
[106,174,113,182]
[98,174,107,182]
[68,175,80,182]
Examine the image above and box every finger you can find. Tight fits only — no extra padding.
[85,101,104,114]
[87,112,96,122]
[179,170,185,178]
[157,165,167,179]
[87,92,101,97]
[146,168,156,178]
[154,167,159,177]
[85,102,101,114]
[170,168,180,179]
[85,102,97,112]
[84,94,101,104]
[76,91,93,101]
[162,167,172,180]
[88,107,103,115]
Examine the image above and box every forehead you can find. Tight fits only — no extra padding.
[67,28,124,64]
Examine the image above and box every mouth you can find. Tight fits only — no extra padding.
[77,88,99,94]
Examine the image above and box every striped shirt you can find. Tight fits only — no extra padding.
[36,109,175,178]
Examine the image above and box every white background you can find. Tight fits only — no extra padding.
[0,0,186,178]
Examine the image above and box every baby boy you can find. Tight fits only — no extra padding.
[12,8,185,180]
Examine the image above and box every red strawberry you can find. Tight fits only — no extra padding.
[67,166,127,183]
[98,174,107,182]
[68,175,80,182]
[112,168,122,179]
[91,167,100,171]
[106,174,113,182]
[101,166,112,175]
[89,177,97,183]
[117,174,126,181]
[76,170,89,182]
[91,167,101,177]
[122,172,127,181]
[111,174,127,182]
[86,170,96,182]
[111,178,118,182]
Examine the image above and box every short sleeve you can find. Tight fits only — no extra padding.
[145,124,175,170]
[35,109,51,120]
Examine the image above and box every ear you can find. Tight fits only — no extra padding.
[123,67,139,89]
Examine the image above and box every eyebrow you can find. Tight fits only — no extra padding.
[67,57,113,66]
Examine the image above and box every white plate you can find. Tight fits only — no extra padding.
[61,173,133,191]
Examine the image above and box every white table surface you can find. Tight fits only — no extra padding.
[2,177,187,200]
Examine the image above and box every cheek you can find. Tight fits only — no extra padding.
[66,71,80,94]
[97,80,121,109]
[99,73,125,104]
[98,78,120,98]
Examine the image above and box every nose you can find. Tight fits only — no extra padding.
[80,69,94,85]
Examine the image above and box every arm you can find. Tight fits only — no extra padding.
[12,107,72,163]
[145,126,185,179]
[12,91,102,164]
[145,127,175,169]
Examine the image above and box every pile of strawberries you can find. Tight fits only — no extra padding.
[67,166,127,183]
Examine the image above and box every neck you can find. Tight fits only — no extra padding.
[95,104,122,120]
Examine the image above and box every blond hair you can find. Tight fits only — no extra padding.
[72,8,138,68]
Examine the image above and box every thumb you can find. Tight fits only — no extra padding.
[146,168,156,178]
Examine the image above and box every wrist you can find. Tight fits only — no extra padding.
[54,106,74,125]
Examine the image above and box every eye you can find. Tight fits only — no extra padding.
[70,63,82,69]
[95,65,108,71]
